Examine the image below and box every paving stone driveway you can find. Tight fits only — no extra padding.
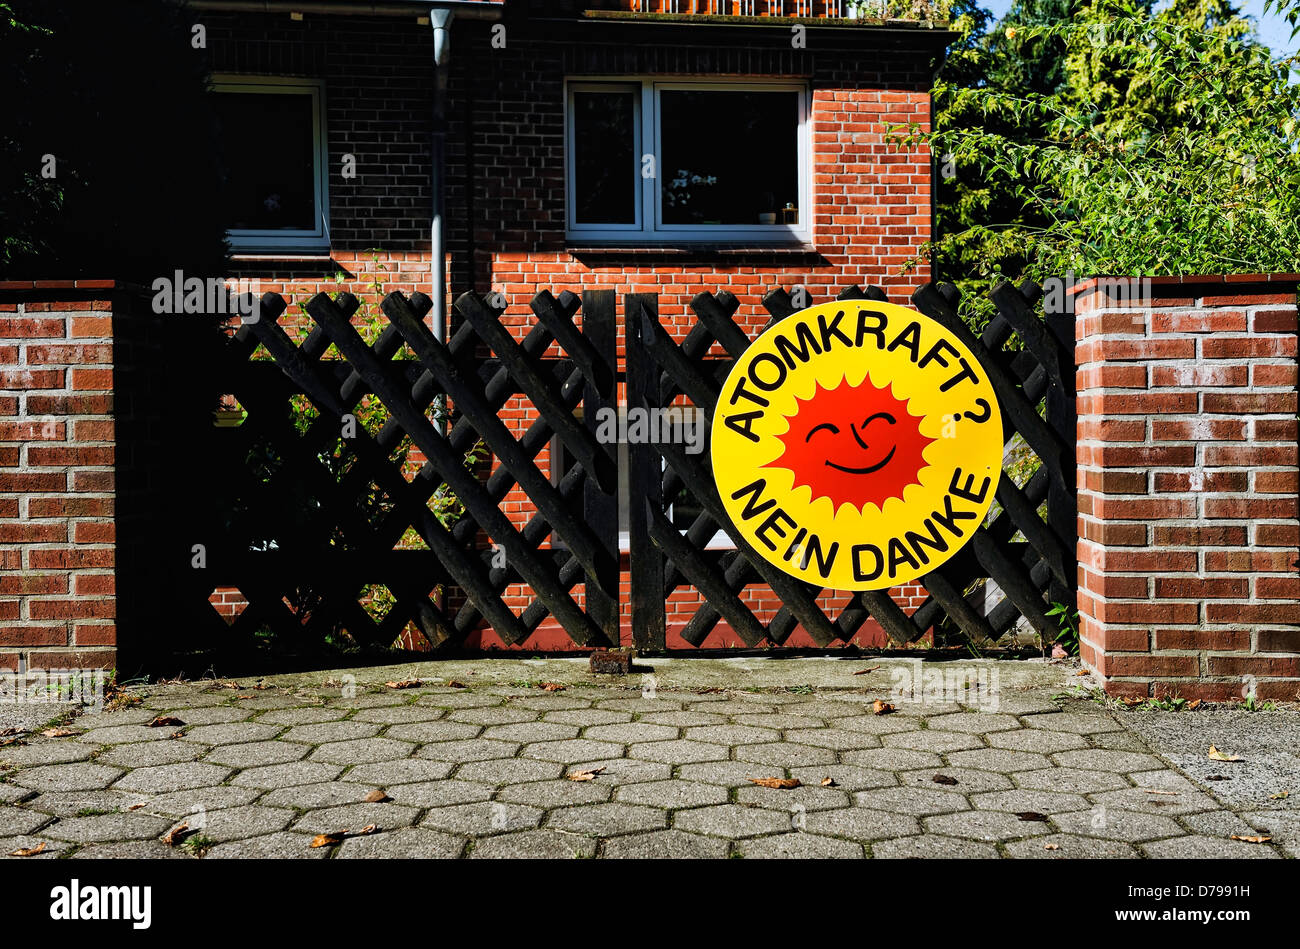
[0,664,1293,859]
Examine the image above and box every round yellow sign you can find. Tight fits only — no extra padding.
[711,300,1002,591]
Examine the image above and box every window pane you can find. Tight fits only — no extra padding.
[572,90,637,225]
[214,91,317,231]
[660,90,800,227]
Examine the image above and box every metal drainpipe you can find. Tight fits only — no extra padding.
[430,8,453,342]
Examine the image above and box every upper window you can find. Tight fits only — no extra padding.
[566,80,811,243]
[211,76,329,252]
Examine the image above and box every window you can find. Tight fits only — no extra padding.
[211,76,329,252]
[566,80,811,243]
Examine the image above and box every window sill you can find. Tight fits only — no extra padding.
[566,242,821,260]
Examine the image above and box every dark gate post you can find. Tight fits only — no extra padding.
[624,293,667,652]
[581,290,621,647]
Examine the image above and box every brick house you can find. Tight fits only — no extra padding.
[191,0,953,649]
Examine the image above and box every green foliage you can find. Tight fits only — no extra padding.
[1045,601,1080,655]
[899,0,1300,326]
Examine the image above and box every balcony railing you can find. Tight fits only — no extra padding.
[603,2,894,18]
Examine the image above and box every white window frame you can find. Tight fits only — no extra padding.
[565,78,812,244]
[211,75,330,253]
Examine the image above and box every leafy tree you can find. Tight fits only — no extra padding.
[0,0,227,280]
[904,0,1300,324]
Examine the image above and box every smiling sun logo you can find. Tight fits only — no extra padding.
[764,373,935,517]
[712,300,1003,591]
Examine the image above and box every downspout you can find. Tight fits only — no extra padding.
[430,8,452,341]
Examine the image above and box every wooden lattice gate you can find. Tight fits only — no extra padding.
[163,280,1074,662]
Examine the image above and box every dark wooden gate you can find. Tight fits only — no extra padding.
[624,281,1076,651]
[166,279,1074,661]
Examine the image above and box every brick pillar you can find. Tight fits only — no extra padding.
[1076,275,1300,701]
[0,281,118,670]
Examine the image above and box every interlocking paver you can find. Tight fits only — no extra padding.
[614,779,728,809]
[1013,767,1128,794]
[637,710,725,727]
[72,841,195,860]
[736,784,851,812]
[416,738,518,763]
[674,804,792,839]
[21,789,140,817]
[881,730,984,753]
[1004,834,1138,858]
[790,765,897,791]
[282,721,384,744]
[351,706,447,725]
[497,779,610,808]
[293,802,420,834]
[0,807,51,836]
[1022,713,1124,735]
[987,729,1088,753]
[545,802,667,836]
[314,737,418,764]
[193,805,296,843]
[232,762,343,789]
[684,725,779,745]
[1051,807,1182,842]
[260,782,377,810]
[629,740,727,765]
[449,707,536,726]
[385,780,494,808]
[341,760,453,786]
[568,758,671,784]
[204,741,309,768]
[841,748,943,771]
[584,723,678,744]
[970,789,1091,814]
[0,834,67,859]
[944,748,1051,773]
[468,829,595,859]
[601,829,728,859]
[541,709,634,727]
[924,810,1053,841]
[731,713,825,730]
[510,695,593,711]
[454,757,563,785]
[1141,835,1280,859]
[1,742,98,768]
[205,831,326,859]
[802,808,919,841]
[836,715,921,735]
[898,768,1012,793]
[112,762,231,794]
[43,812,173,843]
[483,722,579,743]
[181,722,283,745]
[15,762,124,792]
[76,725,178,745]
[256,708,348,726]
[871,834,1000,859]
[926,712,1022,734]
[338,828,465,859]
[99,741,207,769]
[1050,749,1166,774]
[414,692,501,709]
[735,742,836,768]
[521,739,624,764]
[852,786,970,816]
[740,832,864,859]
[142,786,262,817]
[783,728,882,751]
[1090,786,1221,816]
[383,721,480,743]
[419,802,541,836]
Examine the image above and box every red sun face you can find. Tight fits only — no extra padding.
[763,374,935,515]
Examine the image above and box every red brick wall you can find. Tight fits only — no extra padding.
[1076,276,1300,701]
[0,281,119,671]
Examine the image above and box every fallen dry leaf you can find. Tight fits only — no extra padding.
[1044,843,1060,851]
[1205,774,1232,782]
[1075,670,1088,677]
[253,684,270,691]
[160,823,191,847]
[0,727,19,737]
[446,680,468,689]
[127,802,147,811]
[749,777,801,790]
[872,700,896,716]
[218,682,241,690]
[820,777,837,787]
[1230,835,1271,844]
[236,694,254,699]
[1270,790,1290,800]
[385,679,421,690]
[1186,699,1203,710]
[0,737,27,748]
[41,727,78,738]
[148,716,185,728]
[9,841,47,857]
[1140,788,1179,795]
[1120,696,1146,707]
[363,789,390,803]
[1208,745,1244,762]
[310,833,344,849]
[852,667,881,676]
[1017,811,1050,822]
[540,682,566,692]
[356,824,378,836]
[933,774,959,786]
[567,767,606,782]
